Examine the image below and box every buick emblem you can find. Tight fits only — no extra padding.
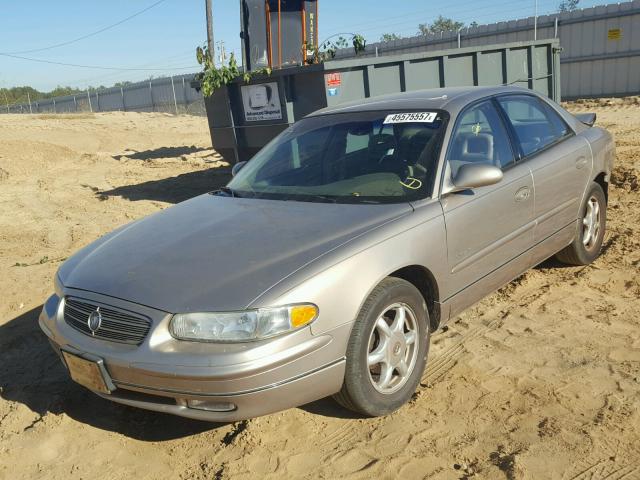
[87,308,102,335]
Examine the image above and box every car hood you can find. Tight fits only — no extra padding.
[59,194,412,313]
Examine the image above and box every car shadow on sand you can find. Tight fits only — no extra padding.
[0,306,218,441]
[299,398,365,419]
[98,167,231,204]
[113,145,212,161]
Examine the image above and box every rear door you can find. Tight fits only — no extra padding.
[496,95,593,243]
[440,99,535,308]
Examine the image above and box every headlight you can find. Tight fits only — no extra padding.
[54,274,64,298]
[170,304,318,342]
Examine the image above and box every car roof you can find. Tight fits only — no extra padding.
[308,85,538,118]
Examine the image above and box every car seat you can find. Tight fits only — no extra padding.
[449,132,495,176]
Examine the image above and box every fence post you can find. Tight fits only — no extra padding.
[121,87,126,112]
[170,76,178,115]
[74,96,77,112]
[182,77,187,110]
[149,80,154,112]
[534,0,538,41]
[95,91,100,112]
[53,98,56,113]
[27,92,33,114]
[86,89,93,112]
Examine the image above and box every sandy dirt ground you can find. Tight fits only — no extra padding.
[0,100,638,480]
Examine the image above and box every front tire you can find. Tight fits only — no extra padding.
[333,277,430,417]
[555,182,607,266]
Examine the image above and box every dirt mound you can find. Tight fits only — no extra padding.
[564,96,640,110]
[611,165,639,192]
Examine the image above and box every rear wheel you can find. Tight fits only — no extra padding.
[555,182,606,265]
[333,277,430,417]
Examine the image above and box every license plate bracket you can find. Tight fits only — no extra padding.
[61,350,115,394]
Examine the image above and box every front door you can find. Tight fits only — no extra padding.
[440,99,535,314]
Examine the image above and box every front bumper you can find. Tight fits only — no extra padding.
[39,291,348,422]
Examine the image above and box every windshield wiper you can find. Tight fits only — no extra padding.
[215,186,241,198]
[286,194,338,204]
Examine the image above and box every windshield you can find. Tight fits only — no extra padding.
[227,110,449,204]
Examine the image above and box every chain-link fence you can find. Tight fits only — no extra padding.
[3,73,205,115]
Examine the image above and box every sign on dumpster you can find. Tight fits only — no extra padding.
[241,82,282,121]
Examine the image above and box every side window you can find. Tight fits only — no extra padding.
[447,100,515,176]
[345,130,371,154]
[542,103,571,138]
[497,95,569,157]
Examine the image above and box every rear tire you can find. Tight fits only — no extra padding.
[555,182,606,266]
[333,277,430,417]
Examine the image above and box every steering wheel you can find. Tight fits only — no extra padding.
[400,176,422,190]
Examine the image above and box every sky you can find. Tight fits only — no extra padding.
[0,0,612,93]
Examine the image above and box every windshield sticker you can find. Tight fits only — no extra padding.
[384,112,437,124]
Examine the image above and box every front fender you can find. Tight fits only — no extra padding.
[250,201,449,336]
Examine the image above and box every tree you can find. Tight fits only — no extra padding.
[418,15,464,36]
[558,0,579,12]
[0,85,83,104]
[380,33,402,42]
[48,86,83,98]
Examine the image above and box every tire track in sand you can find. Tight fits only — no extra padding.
[565,433,640,480]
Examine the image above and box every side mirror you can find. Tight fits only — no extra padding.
[231,161,247,177]
[451,163,503,192]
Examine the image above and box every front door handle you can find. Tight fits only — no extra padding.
[515,186,531,202]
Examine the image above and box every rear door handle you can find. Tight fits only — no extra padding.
[515,186,531,202]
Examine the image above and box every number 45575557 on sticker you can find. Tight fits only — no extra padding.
[383,112,437,124]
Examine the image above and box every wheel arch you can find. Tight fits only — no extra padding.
[388,265,441,332]
[594,171,609,204]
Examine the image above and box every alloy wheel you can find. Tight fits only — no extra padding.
[582,195,601,250]
[367,303,419,394]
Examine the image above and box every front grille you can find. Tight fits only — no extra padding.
[64,297,152,346]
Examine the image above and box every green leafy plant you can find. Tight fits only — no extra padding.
[352,34,366,54]
[195,31,365,95]
[195,43,240,97]
[242,66,273,84]
[196,43,272,96]
[309,33,367,64]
